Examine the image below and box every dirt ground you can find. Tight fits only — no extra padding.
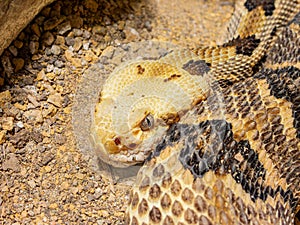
[0,0,235,224]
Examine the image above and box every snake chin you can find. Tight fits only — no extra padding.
[92,125,169,168]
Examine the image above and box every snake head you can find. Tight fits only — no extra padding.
[92,97,182,167]
[91,59,208,168]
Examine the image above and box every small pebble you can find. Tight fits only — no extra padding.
[42,31,55,46]
[29,41,39,55]
[44,17,64,31]
[14,40,24,49]
[73,28,83,37]
[31,23,41,37]
[57,21,72,35]
[16,121,24,128]
[9,46,18,56]
[45,48,52,56]
[54,60,64,68]
[12,58,25,72]
[50,45,61,55]
[82,30,91,39]
[73,37,83,52]
[55,35,65,45]
[82,41,90,50]
[46,64,54,72]
[65,37,75,46]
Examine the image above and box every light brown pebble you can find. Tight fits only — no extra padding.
[73,37,83,51]
[51,45,61,55]
[29,41,39,55]
[12,58,25,72]
[14,40,24,49]
[47,93,63,107]
[55,35,65,45]
[31,23,41,37]
[57,21,72,35]
[42,31,55,46]
[0,131,6,144]
[2,153,20,172]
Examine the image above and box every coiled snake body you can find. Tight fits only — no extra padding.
[90,0,300,224]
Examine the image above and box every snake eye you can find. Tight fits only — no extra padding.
[140,114,154,131]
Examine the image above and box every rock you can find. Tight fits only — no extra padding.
[124,27,140,42]
[46,64,54,72]
[13,40,23,49]
[36,70,46,81]
[31,54,42,61]
[69,15,83,29]
[12,58,25,72]
[31,23,41,37]
[64,50,73,61]
[9,46,18,56]
[101,46,115,59]
[46,72,55,80]
[44,17,65,31]
[57,21,71,35]
[118,21,126,30]
[83,0,98,12]
[28,180,36,188]
[30,131,43,143]
[27,94,40,108]
[0,90,12,105]
[42,31,55,46]
[0,130,6,144]
[47,93,63,107]
[82,41,90,50]
[55,35,65,45]
[65,37,75,46]
[45,48,52,56]
[82,30,91,39]
[53,67,61,75]
[50,45,61,55]
[14,102,27,111]
[92,26,106,35]
[73,28,83,37]
[1,117,14,131]
[29,41,39,55]
[50,2,61,17]
[73,37,82,52]
[1,55,14,77]
[54,133,66,145]
[84,50,97,62]
[49,203,58,210]
[0,0,56,55]
[54,60,64,68]
[16,121,24,128]
[23,109,43,123]
[2,153,21,172]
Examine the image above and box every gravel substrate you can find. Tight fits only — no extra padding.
[0,0,234,224]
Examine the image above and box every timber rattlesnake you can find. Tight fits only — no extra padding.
[87,0,300,224]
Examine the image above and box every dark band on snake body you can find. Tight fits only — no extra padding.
[223,35,261,56]
[182,59,211,76]
[266,28,300,64]
[244,0,275,16]
[255,66,300,138]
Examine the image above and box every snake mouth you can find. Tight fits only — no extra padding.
[104,136,140,154]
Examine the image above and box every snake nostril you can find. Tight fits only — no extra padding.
[114,137,121,145]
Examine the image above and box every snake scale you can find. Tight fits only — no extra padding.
[89,0,300,224]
